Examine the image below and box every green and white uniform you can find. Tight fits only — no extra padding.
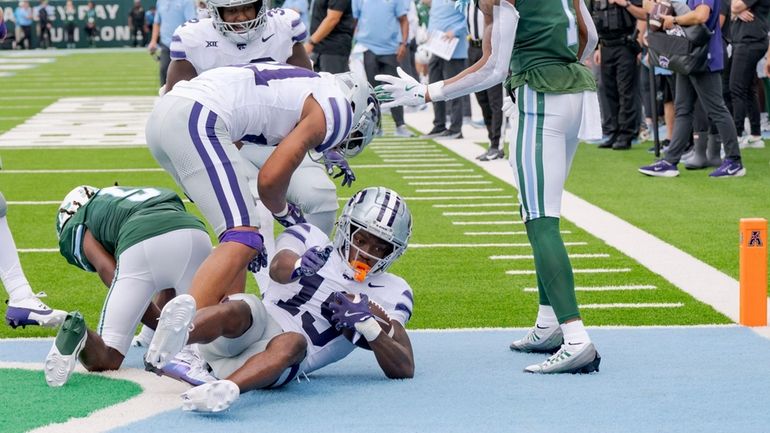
[505,0,597,323]
[58,186,212,355]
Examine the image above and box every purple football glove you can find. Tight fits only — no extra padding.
[247,244,268,273]
[273,202,307,228]
[329,292,373,331]
[323,150,356,187]
[290,245,333,280]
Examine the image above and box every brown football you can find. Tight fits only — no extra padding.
[649,1,673,32]
[339,293,392,350]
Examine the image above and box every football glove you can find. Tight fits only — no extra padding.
[290,245,333,280]
[272,202,306,228]
[330,292,374,330]
[375,67,427,109]
[502,95,515,119]
[323,149,356,187]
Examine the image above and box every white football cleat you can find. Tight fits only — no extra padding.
[145,295,196,369]
[509,325,563,354]
[524,342,601,374]
[181,380,240,413]
[6,292,67,329]
[45,311,87,387]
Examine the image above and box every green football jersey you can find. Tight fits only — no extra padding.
[58,187,206,272]
[506,0,596,93]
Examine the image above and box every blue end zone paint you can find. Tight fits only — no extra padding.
[3,328,770,433]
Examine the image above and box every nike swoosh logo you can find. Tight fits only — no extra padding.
[726,167,740,175]
[368,283,385,288]
[535,324,549,329]
[344,311,364,318]
[567,342,583,346]
[261,33,275,42]
[405,85,416,91]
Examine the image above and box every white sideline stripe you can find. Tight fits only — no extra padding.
[506,267,630,275]
[523,285,657,292]
[443,211,516,216]
[435,136,759,324]
[416,188,503,193]
[0,362,188,433]
[381,159,457,163]
[410,242,586,248]
[18,248,58,253]
[337,195,514,202]
[466,231,571,235]
[1,168,163,174]
[452,221,523,225]
[492,253,608,260]
[0,58,56,64]
[404,175,483,179]
[410,181,493,185]
[374,149,444,153]
[580,303,684,309]
[352,163,464,168]
[434,203,517,208]
[397,168,474,173]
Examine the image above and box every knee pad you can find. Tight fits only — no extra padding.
[0,192,6,218]
[219,229,264,251]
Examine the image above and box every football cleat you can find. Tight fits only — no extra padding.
[45,311,87,387]
[509,325,563,354]
[523,342,601,374]
[144,345,217,386]
[6,293,67,329]
[145,295,196,369]
[181,380,240,413]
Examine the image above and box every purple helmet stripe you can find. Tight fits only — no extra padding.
[188,103,235,229]
[204,110,251,227]
[318,97,342,152]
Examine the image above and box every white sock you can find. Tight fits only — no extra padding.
[0,217,35,303]
[535,305,558,329]
[561,320,591,347]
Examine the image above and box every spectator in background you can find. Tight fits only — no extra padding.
[34,0,54,49]
[14,1,33,50]
[591,0,646,150]
[145,5,156,44]
[0,10,7,43]
[64,0,77,49]
[306,0,356,73]
[354,0,413,137]
[730,0,770,149]
[399,0,419,80]
[148,0,197,86]
[422,0,467,139]
[282,0,309,30]
[639,0,744,178]
[84,1,98,47]
[464,0,503,161]
[129,0,146,48]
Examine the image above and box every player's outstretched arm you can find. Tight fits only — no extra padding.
[258,96,326,215]
[165,59,198,92]
[367,321,415,379]
[269,244,332,284]
[83,229,117,287]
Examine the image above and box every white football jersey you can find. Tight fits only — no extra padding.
[168,62,354,153]
[263,223,414,375]
[169,9,307,74]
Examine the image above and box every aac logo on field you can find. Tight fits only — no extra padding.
[748,231,763,247]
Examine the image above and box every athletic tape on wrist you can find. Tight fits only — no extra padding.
[354,317,383,342]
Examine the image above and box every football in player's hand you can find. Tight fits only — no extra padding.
[339,292,392,350]
[649,0,673,32]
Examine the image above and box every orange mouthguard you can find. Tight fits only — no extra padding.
[350,260,371,282]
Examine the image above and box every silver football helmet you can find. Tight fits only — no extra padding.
[332,72,381,158]
[56,185,100,238]
[333,187,412,281]
[208,0,269,44]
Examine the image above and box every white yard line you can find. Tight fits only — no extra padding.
[337,195,515,201]
[416,188,503,193]
[580,303,684,309]
[405,175,483,179]
[506,268,631,275]
[452,221,523,225]
[381,159,457,163]
[410,242,587,248]
[18,248,58,253]
[434,203,517,208]
[1,168,164,174]
[465,230,570,235]
[396,168,474,173]
[491,253,608,260]
[523,285,657,292]
[352,163,464,169]
[443,211,516,216]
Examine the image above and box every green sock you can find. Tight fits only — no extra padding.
[525,217,579,323]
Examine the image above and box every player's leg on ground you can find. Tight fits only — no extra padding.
[226,332,306,391]
[0,192,67,328]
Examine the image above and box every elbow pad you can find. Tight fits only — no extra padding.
[429,1,518,102]
[578,0,598,62]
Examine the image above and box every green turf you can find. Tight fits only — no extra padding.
[0,368,141,433]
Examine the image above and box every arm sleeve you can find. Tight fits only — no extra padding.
[387,283,414,326]
[428,0,517,102]
[577,0,598,63]
[280,8,309,43]
[169,28,187,60]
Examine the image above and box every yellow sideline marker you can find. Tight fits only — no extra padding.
[740,218,768,326]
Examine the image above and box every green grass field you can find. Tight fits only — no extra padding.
[2,50,766,339]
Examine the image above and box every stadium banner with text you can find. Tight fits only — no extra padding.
[1,0,159,49]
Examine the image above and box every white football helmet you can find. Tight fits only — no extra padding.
[333,187,412,281]
[56,185,100,238]
[332,72,381,159]
[208,0,269,44]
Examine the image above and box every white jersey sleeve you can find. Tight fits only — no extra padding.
[265,7,308,45]
[361,273,414,326]
[275,223,331,256]
[310,80,355,154]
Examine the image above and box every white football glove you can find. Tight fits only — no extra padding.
[375,67,427,109]
[502,94,515,119]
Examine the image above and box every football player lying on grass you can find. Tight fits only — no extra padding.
[45,186,217,388]
[145,187,415,413]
